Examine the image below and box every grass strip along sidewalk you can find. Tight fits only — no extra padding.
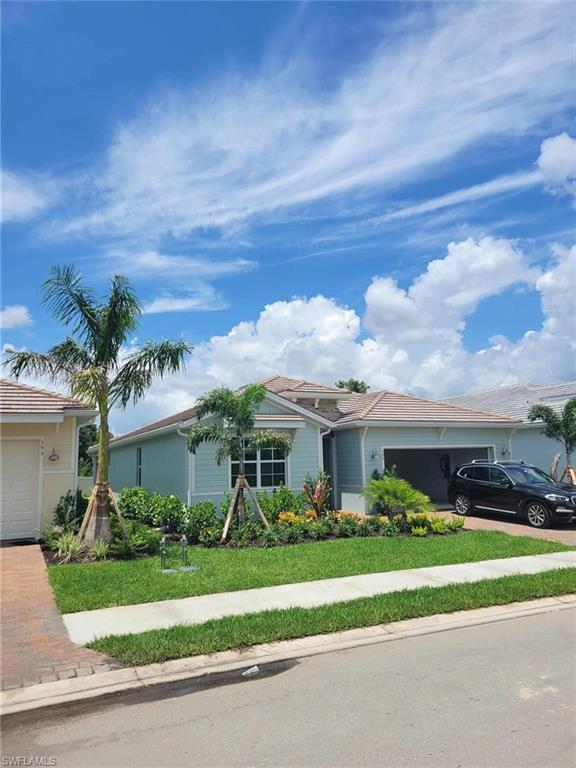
[50,530,571,613]
[90,568,576,665]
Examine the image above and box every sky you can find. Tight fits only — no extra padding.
[1,0,575,434]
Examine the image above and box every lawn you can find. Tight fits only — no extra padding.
[89,567,576,665]
[49,530,571,613]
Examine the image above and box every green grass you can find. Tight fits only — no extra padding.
[89,568,576,665]
[49,530,571,613]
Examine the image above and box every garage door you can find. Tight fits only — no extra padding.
[0,440,41,540]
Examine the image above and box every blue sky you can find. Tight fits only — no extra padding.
[1,1,575,433]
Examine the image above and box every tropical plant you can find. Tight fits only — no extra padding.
[186,384,294,540]
[4,266,191,543]
[303,470,332,517]
[184,500,219,543]
[362,475,434,515]
[53,489,88,530]
[54,531,88,564]
[335,378,369,394]
[527,398,576,477]
[411,525,428,537]
[78,424,97,476]
[89,540,110,561]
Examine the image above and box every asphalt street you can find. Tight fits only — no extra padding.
[3,608,575,768]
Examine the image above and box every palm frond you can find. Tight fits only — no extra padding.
[245,429,294,456]
[69,367,105,408]
[186,424,229,455]
[97,274,142,366]
[48,338,92,371]
[3,349,71,385]
[109,339,192,408]
[234,384,268,433]
[195,387,238,421]
[560,398,576,453]
[42,266,101,351]
[527,404,563,440]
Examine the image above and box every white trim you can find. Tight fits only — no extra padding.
[0,437,43,539]
[0,413,64,424]
[335,419,519,430]
[379,443,497,451]
[43,469,75,475]
[253,416,305,429]
[262,393,335,427]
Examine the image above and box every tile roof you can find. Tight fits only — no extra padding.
[259,375,350,395]
[443,381,576,420]
[0,378,94,414]
[331,389,517,424]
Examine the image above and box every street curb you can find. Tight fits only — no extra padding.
[2,594,575,718]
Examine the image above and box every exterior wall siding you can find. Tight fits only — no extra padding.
[334,429,363,508]
[511,425,564,473]
[109,432,187,501]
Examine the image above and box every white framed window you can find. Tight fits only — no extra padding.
[231,442,287,489]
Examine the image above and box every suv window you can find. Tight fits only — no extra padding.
[468,466,490,481]
[489,467,510,485]
[458,466,472,478]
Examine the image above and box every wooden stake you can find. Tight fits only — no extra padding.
[244,479,270,528]
[78,485,98,539]
[221,477,241,542]
[107,485,130,541]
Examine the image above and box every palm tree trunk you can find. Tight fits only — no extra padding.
[238,443,246,525]
[85,396,112,544]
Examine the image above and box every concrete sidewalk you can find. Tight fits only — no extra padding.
[63,550,576,644]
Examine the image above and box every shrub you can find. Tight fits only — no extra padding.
[278,511,301,525]
[198,525,224,547]
[303,471,332,517]
[336,514,361,537]
[362,476,434,516]
[411,525,428,537]
[53,489,88,530]
[152,494,186,533]
[256,485,309,520]
[446,515,466,532]
[259,526,280,547]
[430,518,448,535]
[118,487,155,525]
[109,518,161,558]
[237,522,266,545]
[184,500,218,543]
[89,540,110,561]
[54,531,87,564]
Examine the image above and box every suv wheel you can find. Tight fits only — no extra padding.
[453,493,472,516]
[525,501,550,529]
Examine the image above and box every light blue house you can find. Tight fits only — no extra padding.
[444,381,576,477]
[104,376,519,510]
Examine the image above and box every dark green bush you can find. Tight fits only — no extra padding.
[152,494,186,533]
[184,500,218,543]
[256,485,309,521]
[118,487,156,525]
[109,518,161,558]
[53,489,88,530]
[198,524,224,547]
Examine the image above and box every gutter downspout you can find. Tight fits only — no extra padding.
[177,426,192,506]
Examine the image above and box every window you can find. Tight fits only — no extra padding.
[489,467,510,485]
[469,466,490,482]
[136,447,142,486]
[231,442,286,488]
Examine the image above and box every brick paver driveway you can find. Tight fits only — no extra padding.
[0,543,122,690]
[441,510,576,546]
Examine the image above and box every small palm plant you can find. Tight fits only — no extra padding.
[186,384,293,541]
[527,397,576,482]
[5,266,191,543]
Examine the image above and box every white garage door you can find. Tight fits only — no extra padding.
[0,439,41,540]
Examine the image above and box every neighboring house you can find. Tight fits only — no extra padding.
[0,379,97,540]
[444,382,576,475]
[101,376,519,511]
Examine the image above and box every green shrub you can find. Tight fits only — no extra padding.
[411,525,428,537]
[184,500,218,543]
[54,531,87,563]
[256,485,309,520]
[109,519,161,558]
[409,512,431,529]
[198,525,224,547]
[152,494,186,533]
[89,540,110,561]
[446,515,466,532]
[118,487,155,525]
[430,518,448,535]
[336,515,360,537]
[53,489,88,530]
[303,471,332,517]
[259,526,280,547]
[362,476,434,516]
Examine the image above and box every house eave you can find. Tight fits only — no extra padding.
[334,419,521,430]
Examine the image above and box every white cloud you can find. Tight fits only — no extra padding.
[52,2,574,242]
[100,250,255,281]
[1,170,57,223]
[537,133,576,198]
[0,305,33,329]
[108,237,576,433]
[143,288,227,314]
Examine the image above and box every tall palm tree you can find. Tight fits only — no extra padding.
[5,266,191,542]
[186,384,293,540]
[527,397,576,480]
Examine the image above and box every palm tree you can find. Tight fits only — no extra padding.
[5,266,191,543]
[186,384,294,541]
[527,397,576,481]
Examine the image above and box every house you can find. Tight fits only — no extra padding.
[444,382,576,475]
[0,379,97,540]
[102,376,519,511]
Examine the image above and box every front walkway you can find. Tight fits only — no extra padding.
[0,544,123,690]
[63,550,576,645]
[458,514,576,546]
